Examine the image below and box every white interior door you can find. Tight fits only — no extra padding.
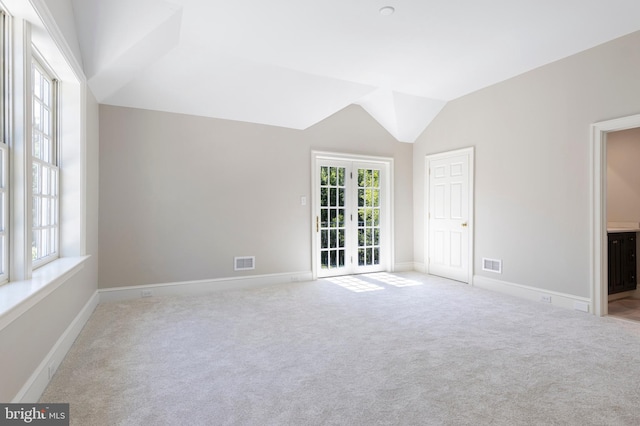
[427,149,473,283]
[315,157,390,278]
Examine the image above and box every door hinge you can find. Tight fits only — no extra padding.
[350,172,353,179]
[350,214,353,221]
[351,256,353,264]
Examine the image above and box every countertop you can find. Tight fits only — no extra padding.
[607,222,640,233]
[608,228,640,233]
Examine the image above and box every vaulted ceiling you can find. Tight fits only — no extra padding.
[70,0,640,142]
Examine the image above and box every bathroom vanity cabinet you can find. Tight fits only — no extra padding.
[608,232,637,295]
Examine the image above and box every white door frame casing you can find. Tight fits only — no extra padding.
[424,147,475,284]
[591,113,640,316]
[311,151,395,280]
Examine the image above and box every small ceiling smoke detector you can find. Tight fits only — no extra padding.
[379,6,395,16]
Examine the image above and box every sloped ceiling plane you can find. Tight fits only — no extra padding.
[71,0,640,142]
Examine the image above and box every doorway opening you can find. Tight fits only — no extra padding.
[591,113,640,316]
[311,152,393,279]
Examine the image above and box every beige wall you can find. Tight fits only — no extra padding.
[98,104,413,288]
[413,30,640,298]
[607,127,640,222]
[0,88,100,402]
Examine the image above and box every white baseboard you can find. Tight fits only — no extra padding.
[393,262,416,272]
[413,262,427,274]
[473,275,592,313]
[99,271,314,303]
[13,290,100,403]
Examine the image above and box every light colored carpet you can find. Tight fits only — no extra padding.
[41,272,640,425]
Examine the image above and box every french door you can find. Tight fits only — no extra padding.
[313,156,391,278]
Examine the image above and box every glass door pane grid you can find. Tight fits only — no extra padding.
[320,166,346,270]
[357,168,381,267]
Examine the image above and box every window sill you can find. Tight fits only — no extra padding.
[0,256,90,331]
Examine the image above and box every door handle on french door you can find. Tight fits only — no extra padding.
[316,216,319,232]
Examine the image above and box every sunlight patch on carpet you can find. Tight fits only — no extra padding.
[326,275,384,292]
[364,272,424,288]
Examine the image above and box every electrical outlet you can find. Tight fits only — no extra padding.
[574,301,589,312]
[540,295,552,303]
[141,290,153,298]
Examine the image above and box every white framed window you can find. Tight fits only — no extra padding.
[0,0,87,316]
[0,142,8,283]
[31,57,59,267]
[0,10,8,284]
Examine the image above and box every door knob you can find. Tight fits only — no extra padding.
[461,222,468,227]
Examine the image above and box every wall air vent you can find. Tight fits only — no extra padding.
[482,258,502,273]
[234,256,255,271]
